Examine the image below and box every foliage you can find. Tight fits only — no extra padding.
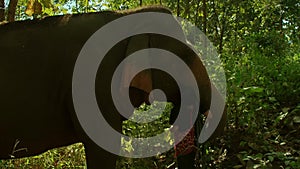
[118,102,176,169]
[0,143,86,168]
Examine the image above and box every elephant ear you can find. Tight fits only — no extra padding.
[121,34,153,94]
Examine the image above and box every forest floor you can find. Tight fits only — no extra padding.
[197,105,300,169]
[0,104,299,169]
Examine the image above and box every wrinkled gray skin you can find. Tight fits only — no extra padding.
[0,6,222,169]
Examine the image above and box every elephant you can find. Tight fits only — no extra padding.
[0,5,226,169]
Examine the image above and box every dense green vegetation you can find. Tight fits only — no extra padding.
[1,0,299,168]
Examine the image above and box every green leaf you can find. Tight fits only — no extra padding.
[242,87,264,94]
[293,116,300,123]
[267,156,274,162]
[233,165,243,169]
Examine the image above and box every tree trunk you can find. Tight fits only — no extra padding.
[8,0,18,22]
[279,12,283,35]
[195,0,201,26]
[160,0,162,5]
[75,0,78,13]
[140,0,142,6]
[0,0,4,21]
[183,0,190,19]
[176,0,180,17]
[219,7,227,54]
[85,0,89,13]
[219,25,225,54]
[202,0,208,58]
[202,0,207,34]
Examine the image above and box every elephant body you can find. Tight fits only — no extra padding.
[0,6,214,168]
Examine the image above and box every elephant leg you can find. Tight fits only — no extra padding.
[175,128,197,169]
[177,151,196,169]
[129,86,150,107]
[84,140,119,169]
[82,113,122,169]
[170,88,199,169]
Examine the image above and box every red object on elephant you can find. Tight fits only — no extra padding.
[174,126,195,157]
